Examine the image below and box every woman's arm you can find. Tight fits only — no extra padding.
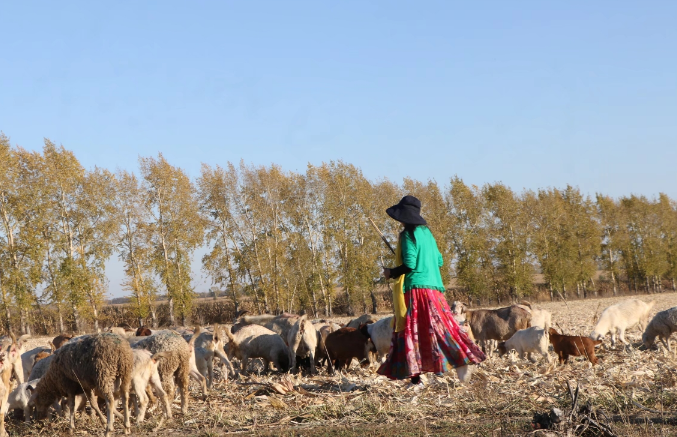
[387,264,412,279]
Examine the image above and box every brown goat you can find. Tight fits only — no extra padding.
[51,334,73,350]
[136,326,153,336]
[548,328,602,365]
[324,325,375,373]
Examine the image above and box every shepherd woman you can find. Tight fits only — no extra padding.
[378,195,485,385]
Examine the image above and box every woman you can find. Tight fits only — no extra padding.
[378,195,485,384]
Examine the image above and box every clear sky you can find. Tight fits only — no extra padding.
[2,1,676,297]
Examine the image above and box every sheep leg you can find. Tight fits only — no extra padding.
[133,380,148,424]
[189,367,208,396]
[86,391,108,424]
[207,357,214,388]
[610,331,617,346]
[149,371,172,420]
[103,392,116,437]
[619,329,628,345]
[660,336,671,352]
[120,386,131,434]
[240,355,249,375]
[178,365,190,415]
[309,350,316,374]
[214,349,235,379]
[67,395,76,432]
[263,359,271,374]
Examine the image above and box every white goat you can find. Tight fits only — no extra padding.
[590,299,655,345]
[497,327,549,362]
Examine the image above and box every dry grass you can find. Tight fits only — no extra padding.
[10,292,677,436]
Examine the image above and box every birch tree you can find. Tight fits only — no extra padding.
[140,154,203,326]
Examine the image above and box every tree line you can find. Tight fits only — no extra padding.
[1,134,676,334]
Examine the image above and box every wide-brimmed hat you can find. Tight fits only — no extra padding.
[386,195,427,225]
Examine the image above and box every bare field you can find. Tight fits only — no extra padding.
[11,292,677,436]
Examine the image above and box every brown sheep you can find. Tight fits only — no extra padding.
[29,333,133,437]
[463,305,532,354]
[238,314,318,372]
[324,325,375,373]
[33,351,50,364]
[132,330,195,415]
[549,328,602,365]
[136,326,153,336]
[51,334,73,350]
[224,324,290,374]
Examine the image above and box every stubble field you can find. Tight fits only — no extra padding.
[12,292,677,436]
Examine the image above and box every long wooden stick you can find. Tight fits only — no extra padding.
[368,217,396,255]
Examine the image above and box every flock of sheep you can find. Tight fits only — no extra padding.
[0,297,675,436]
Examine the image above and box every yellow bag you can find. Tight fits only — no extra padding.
[391,237,407,332]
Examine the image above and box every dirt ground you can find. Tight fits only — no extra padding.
[10,292,677,436]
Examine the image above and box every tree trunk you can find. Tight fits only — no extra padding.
[58,308,65,333]
[92,306,99,333]
[72,304,80,333]
[150,306,158,329]
[370,289,378,314]
[646,276,650,293]
[611,271,617,295]
[4,301,10,333]
[672,277,676,291]
[168,297,175,325]
[21,309,31,335]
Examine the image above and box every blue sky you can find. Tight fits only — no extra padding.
[2,1,676,297]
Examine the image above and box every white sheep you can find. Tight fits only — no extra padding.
[7,379,39,423]
[642,306,677,351]
[497,327,549,362]
[365,316,394,363]
[128,349,171,423]
[590,299,655,345]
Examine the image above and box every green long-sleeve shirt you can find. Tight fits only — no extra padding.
[400,226,445,293]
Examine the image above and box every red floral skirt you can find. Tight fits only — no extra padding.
[377,288,486,380]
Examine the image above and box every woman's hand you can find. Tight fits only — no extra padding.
[383,268,391,280]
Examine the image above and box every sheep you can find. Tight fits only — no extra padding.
[192,325,236,386]
[29,333,133,437]
[0,336,23,437]
[515,301,552,331]
[324,325,375,373]
[287,315,318,373]
[21,346,52,382]
[497,327,549,362]
[224,324,290,374]
[365,316,394,363]
[132,330,196,415]
[463,305,532,354]
[642,306,677,351]
[51,334,73,350]
[127,349,171,424]
[185,332,209,397]
[7,379,39,423]
[549,328,602,365]
[346,314,378,329]
[0,334,30,384]
[136,326,153,336]
[28,355,53,380]
[313,323,339,367]
[590,299,655,346]
[238,313,317,373]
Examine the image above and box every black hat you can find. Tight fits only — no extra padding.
[386,195,427,225]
